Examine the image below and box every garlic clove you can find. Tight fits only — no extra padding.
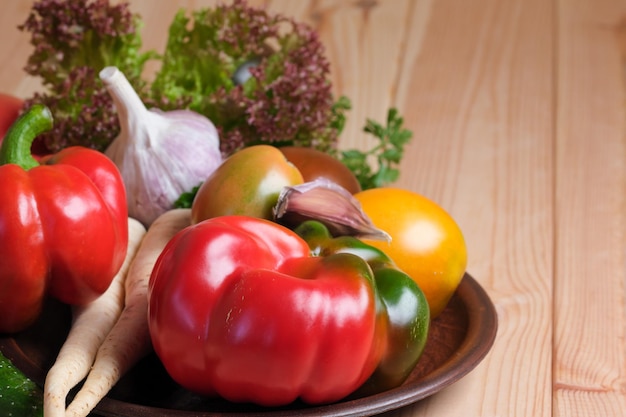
[274,178,391,241]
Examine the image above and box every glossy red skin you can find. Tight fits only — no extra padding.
[0,146,128,333]
[0,93,23,140]
[148,216,381,406]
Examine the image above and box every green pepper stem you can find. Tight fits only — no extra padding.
[0,104,53,169]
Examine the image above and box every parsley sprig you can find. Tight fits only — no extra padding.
[340,108,413,190]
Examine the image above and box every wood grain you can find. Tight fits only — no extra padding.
[385,1,554,415]
[554,0,626,415]
[1,1,626,416]
[0,1,40,96]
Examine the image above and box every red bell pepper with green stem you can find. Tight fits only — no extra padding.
[148,216,429,406]
[0,104,128,334]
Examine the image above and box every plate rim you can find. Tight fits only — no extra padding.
[0,273,497,417]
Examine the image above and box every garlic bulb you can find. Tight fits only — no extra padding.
[100,66,222,226]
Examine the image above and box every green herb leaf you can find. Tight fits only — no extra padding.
[340,108,413,190]
[329,95,352,135]
[173,184,202,209]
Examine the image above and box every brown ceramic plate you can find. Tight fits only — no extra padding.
[0,273,497,417]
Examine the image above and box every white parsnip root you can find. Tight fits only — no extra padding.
[43,217,147,417]
[64,209,191,417]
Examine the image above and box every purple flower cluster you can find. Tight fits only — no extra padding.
[26,67,119,152]
[19,0,148,153]
[20,0,140,86]
[18,0,343,155]
[242,24,335,151]
[150,0,341,156]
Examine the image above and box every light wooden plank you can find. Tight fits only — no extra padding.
[0,1,561,416]
[266,0,418,152]
[378,0,554,415]
[554,0,626,415]
[0,0,40,96]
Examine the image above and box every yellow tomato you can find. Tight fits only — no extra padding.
[354,188,467,318]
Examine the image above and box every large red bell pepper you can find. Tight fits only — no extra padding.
[148,215,429,406]
[0,104,128,333]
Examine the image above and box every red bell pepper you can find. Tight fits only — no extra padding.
[148,216,429,406]
[0,104,128,333]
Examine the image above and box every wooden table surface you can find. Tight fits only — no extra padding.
[2,1,626,416]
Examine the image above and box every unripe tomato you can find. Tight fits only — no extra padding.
[354,188,467,318]
[191,145,304,223]
[279,146,361,194]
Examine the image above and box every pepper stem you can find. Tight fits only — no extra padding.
[0,104,53,169]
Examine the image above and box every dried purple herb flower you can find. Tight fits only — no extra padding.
[19,0,154,153]
[149,0,342,156]
[20,0,344,155]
